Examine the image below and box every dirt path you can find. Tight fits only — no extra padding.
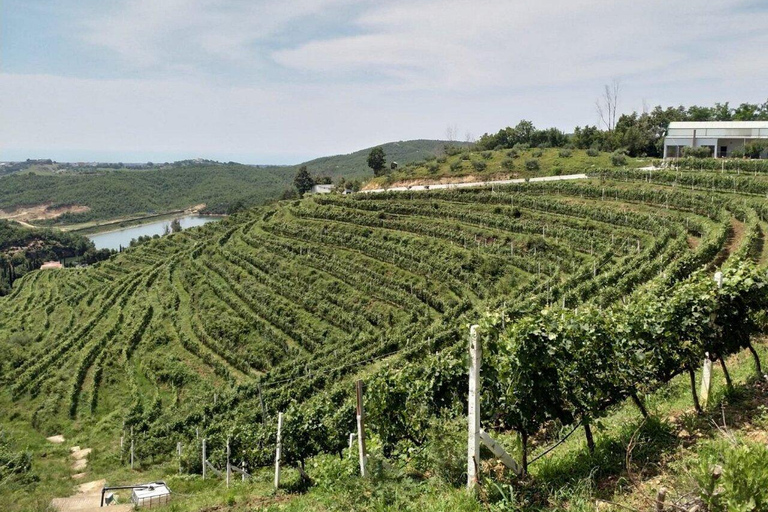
[362,173,589,193]
[50,479,132,512]
[46,438,132,511]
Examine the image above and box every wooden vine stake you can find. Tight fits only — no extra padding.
[356,380,368,477]
[274,412,283,489]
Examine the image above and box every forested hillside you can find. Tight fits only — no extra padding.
[0,140,457,226]
[0,220,103,294]
[2,153,768,510]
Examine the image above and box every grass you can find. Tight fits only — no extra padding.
[3,341,763,512]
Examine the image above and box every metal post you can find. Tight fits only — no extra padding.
[467,325,481,490]
[356,380,368,477]
[274,412,283,489]
[130,427,134,470]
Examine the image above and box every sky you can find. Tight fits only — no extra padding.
[2,0,768,164]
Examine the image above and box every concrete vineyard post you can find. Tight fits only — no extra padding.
[202,438,206,480]
[226,437,231,489]
[274,412,283,489]
[130,427,134,470]
[356,380,368,477]
[701,271,723,408]
[177,441,182,475]
[467,324,480,491]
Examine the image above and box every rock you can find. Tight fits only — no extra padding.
[46,434,65,444]
[71,448,92,460]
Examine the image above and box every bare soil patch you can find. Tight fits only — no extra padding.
[0,203,90,223]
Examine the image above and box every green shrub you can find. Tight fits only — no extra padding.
[695,439,768,512]
[427,163,440,174]
[611,152,627,166]
[481,151,493,160]
[586,148,600,157]
[424,154,437,162]
[507,149,520,159]
[532,148,544,158]
[460,153,470,161]
[471,160,487,172]
[558,148,572,158]
[552,165,563,176]
[501,158,515,171]
[450,161,463,172]
[436,156,447,163]
[525,159,540,171]
[744,141,768,159]
[512,143,529,152]
[681,146,712,159]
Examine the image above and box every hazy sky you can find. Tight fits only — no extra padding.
[2,0,767,164]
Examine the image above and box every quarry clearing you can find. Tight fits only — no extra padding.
[0,204,90,224]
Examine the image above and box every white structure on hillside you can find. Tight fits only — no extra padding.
[131,482,171,508]
[663,121,768,159]
[309,184,334,194]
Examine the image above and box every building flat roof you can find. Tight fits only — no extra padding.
[668,121,768,129]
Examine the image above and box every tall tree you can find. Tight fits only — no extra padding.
[293,165,314,195]
[596,79,621,131]
[367,147,387,177]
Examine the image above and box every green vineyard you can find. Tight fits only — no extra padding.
[3,159,768,506]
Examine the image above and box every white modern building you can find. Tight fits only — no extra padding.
[663,121,768,159]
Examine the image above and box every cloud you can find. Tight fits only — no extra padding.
[79,0,362,69]
[273,0,768,91]
[3,0,768,161]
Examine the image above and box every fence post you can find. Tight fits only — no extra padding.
[177,441,182,475]
[226,437,231,489]
[274,412,283,489]
[467,324,481,491]
[242,460,246,482]
[356,380,368,477]
[130,427,134,470]
[202,438,206,480]
[701,271,723,408]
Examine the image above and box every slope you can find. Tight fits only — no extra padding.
[2,154,768,510]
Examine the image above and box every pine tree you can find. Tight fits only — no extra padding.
[293,165,314,195]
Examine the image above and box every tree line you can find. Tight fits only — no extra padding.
[476,100,768,159]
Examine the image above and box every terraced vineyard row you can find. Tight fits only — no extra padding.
[1,165,767,477]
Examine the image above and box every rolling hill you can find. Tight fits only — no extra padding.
[2,153,768,510]
[0,140,463,227]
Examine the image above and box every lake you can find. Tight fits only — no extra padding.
[88,215,221,250]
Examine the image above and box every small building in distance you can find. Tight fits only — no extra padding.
[40,261,63,270]
[309,184,334,194]
[663,121,768,159]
